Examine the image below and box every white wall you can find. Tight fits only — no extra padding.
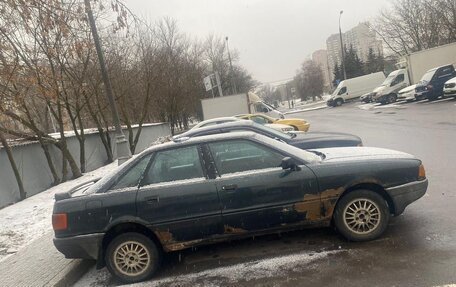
[0,123,170,208]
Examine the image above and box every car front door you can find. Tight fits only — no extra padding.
[136,145,222,249]
[206,139,319,234]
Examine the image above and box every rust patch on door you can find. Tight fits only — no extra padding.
[224,225,248,234]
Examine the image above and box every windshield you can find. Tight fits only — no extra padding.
[380,73,396,86]
[420,69,436,83]
[252,122,293,139]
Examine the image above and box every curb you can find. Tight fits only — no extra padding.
[284,105,327,115]
[46,259,95,287]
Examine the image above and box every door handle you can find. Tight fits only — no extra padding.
[222,184,238,191]
[145,196,159,204]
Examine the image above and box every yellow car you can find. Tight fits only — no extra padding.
[236,114,310,132]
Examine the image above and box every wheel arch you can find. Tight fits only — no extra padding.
[99,222,163,268]
[335,182,395,217]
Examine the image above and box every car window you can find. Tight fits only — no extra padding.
[142,146,205,185]
[437,66,454,78]
[110,154,153,190]
[209,140,284,175]
[251,116,268,124]
[391,74,404,85]
[338,86,347,95]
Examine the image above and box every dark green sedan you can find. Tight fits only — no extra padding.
[52,131,428,283]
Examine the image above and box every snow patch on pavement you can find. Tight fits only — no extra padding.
[75,249,344,287]
[284,105,327,114]
[357,103,405,110]
[0,161,119,262]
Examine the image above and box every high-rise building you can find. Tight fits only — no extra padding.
[311,49,331,92]
[326,22,383,82]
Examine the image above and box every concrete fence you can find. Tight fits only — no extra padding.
[0,123,171,208]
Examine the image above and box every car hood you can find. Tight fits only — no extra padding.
[399,84,416,94]
[372,86,386,94]
[445,76,456,84]
[314,147,415,162]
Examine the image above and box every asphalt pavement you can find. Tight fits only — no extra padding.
[76,98,456,287]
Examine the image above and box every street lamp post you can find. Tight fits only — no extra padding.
[84,0,131,165]
[225,37,237,95]
[339,10,347,80]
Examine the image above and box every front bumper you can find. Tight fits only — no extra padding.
[294,122,310,132]
[443,88,456,97]
[54,233,104,260]
[385,179,428,215]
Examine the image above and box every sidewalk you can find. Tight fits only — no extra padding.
[0,161,118,286]
[0,231,94,287]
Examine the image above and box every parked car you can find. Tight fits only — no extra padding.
[52,131,428,283]
[398,84,417,102]
[175,120,363,149]
[371,69,409,104]
[360,92,373,103]
[443,77,456,98]
[191,117,294,133]
[415,64,456,101]
[235,113,310,131]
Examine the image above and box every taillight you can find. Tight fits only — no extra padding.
[426,84,433,90]
[418,164,426,180]
[52,213,68,231]
[357,142,363,147]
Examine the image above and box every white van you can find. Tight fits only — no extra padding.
[371,69,410,104]
[327,72,385,107]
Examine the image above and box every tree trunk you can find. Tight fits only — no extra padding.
[0,130,26,201]
[39,139,61,185]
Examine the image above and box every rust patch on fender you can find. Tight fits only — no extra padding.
[224,225,248,234]
[155,230,174,244]
[320,187,344,219]
[320,187,344,200]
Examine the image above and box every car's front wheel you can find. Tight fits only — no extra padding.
[333,189,390,241]
[105,232,160,284]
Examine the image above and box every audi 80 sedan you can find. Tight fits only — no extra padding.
[52,132,428,283]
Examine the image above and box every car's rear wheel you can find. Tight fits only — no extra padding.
[333,189,389,241]
[105,232,160,284]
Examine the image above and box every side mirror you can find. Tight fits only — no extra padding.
[262,107,269,113]
[281,157,301,171]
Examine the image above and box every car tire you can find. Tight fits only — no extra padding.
[105,232,160,284]
[335,99,343,106]
[333,189,390,242]
[388,94,397,104]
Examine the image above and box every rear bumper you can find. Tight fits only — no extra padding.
[386,179,428,215]
[54,233,104,260]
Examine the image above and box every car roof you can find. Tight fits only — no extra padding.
[178,120,258,137]
[197,116,239,123]
[146,131,259,153]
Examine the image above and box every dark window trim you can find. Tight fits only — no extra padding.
[138,144,208,187]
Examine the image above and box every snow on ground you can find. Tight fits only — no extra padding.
[75,249,345,287]
[284,105,328,115]
[0,161,119,262]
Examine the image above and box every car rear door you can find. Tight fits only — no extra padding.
[206,139,320,234]
[136,145,222,247]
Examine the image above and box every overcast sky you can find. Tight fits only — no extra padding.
[126,0,391,83]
